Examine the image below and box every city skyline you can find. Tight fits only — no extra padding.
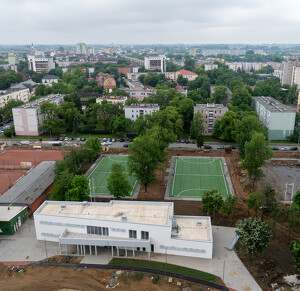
[1,0,300,45]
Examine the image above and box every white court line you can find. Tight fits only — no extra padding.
[130,180,138,196]
[91,171,130,175]
[177,188,208,197]
[175,174,224,177]
[108,156,127,163]
[88,157,105,178]
[180,158,217,165]
[171,158,178,195]
[220,159,229,195]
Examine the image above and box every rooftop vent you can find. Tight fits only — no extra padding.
[171,232,178,238]
[121,215,127,221]
[61,204,66,210]
[82,201,88,206]
[197,221,202,226]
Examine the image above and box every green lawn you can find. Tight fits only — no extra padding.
[109,258,220,283]
[87,155,138,196]
[170,157,229,198]
[2,133,117,140]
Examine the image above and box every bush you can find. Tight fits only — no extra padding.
[130,272,144,282]
[150,274,160,284]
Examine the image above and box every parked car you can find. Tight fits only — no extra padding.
[271,146,279,151]
[185,140,190,144]
[217,145,225,149]
[102,138,107,142]
[232,145,237,149]
[54,137,59,141]
[280,147,289,151]
[108,138,112,142]
[119,138,125,142]
[80,138,86,142]
[69,137,74,141]
[181,139,185,143]
[176,140,180,143]
[64,137,69,141]
[77,138,81,142]
[204,145,212,149]
[112,138,116,142]
[128,139,132,142]
[290,146,298,151]
[123,144,129,148]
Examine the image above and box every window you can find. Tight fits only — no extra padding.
[129,230,137,239]
[87,226,109,236]
[141,231,149,240]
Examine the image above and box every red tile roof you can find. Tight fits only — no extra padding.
[177,69,197,76]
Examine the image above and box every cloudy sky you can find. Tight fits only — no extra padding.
[1,0,300,44]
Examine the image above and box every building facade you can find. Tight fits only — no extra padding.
[12,94,64,136]
[117,67,131,77]
[0,205,28,235]
[291,66,300,89]
[125,103,159,121]
[281,59,297,85]
[7,53,19,66]
[34,200,213,259]
[204,64,218,71]
[0,88,30,108]
[76,43,87,55]
[144,55,166,72]
[253,96,296,140]
[194,104,228,135]
[176,69,198,81]
[96,96,127,105]
[27,55,55,73]
[42,75,59,86]
[96,73,116,90]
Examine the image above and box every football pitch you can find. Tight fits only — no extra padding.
[87,155,138,196]
[169,157,230,198]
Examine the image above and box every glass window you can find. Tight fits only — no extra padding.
[141,231,149,240]
[129,230,137,239]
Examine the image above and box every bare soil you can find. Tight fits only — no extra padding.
[0,264,218,291]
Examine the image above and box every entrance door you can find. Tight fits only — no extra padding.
[151,244,154,252]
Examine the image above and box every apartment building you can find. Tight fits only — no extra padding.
[12,94,65,136]
[176,69,198,81]
[7,53,19,66]
[117,67,131,77]
[42,75,59,86]
[253,96,296,140]
[204,64,218,71]
[291,66,300,88]
[125,103,159,121]
[76,43,87,55]
[27,55,55,73]
[34,200,213,259]
[96,96,127,105]
[281,59,297,85]
[96,73,116,90]
[144,55,166,72]
[0,88,30,108]
[194,104,228,135]
[125,88,154,101]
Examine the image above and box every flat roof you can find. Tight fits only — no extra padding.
[195,103,228,110]
[14,94,65,110]
[0,161,55,205]
[175,216,212,241]
[0,205,27,222]
[37,201,173,226]
[254,96,296,113]
[126,103,159,109]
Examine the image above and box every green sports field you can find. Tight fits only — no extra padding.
[169,157,229,198]
[87,155,138,196]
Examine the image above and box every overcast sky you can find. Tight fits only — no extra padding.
[1,0,300,45]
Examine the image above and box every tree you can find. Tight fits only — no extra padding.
[201,189,223,217]
[39,101,63,135]
[190,112,204,139]
[293,191,300,208]
[128,128,168,192]
[0,99,24,121]
[290,240,300,272]
[230,86,253,112]
[219,111,237,142]
[222,193,237,216]
[177,74,188,86]
[107,164,132,199]
[241,132,273,186]
[110,115,133,137]
[212,85,228,103]
[247,192,264,217]
[287,203,300,243]
[196,134,204,149]
[236,114,266,158]
[68,175,90,201]
[85,137,101,158]
[212,120,221,139]
[184,56,195,71]
[236,217,271,258]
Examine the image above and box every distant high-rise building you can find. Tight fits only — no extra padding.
[281,59,297,85]
[76,43,87,55]
[189,48,197,57]
[7,53,19,66]
[291,65,300,88]
[27,55,55,73]
[144,55,166,72]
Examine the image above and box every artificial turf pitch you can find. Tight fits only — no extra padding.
[87,155,138,196]
[170,157,229,198]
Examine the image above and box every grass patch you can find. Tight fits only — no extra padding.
[8,133,117,140]
[268,140,297,144]
[109,258,217,283]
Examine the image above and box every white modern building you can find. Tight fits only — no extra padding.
[281,59,297,85]
[34,200,213,259]
[0,88,30,108]
[125,103,160,121]
[7,53,19,66]
[96,96,127,105]
[253,96,296,140]
[291,66,300,89]
[42,75,59,86]
[144,55,166,72]
[204,64,218,71]
[27,55,55,73]
[12,94,64,136]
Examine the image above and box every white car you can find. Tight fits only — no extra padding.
[280,147,289,151]
[101,141,112,146]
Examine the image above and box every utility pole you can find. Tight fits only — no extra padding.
[44,238,48,260]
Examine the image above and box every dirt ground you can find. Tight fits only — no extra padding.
[0,264,218,291]
[0,149,64,194]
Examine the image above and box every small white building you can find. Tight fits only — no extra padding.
[0,88,30,108]
[42,75,59,86]
[34,200,213,259]
[12,94,64,136]
[204,64,218,71]
[96,96,127,105]
[125,103,160,121]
